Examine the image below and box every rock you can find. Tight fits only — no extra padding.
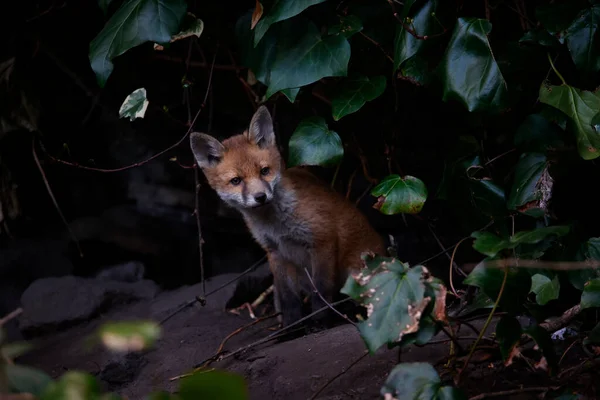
[95,261,146,283]
[99,353,148,391]
[18,276,160,335]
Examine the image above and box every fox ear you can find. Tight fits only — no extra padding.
[247,105,276,148]
[190,132,225,168]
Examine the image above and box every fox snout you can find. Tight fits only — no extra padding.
[243,178,275,208]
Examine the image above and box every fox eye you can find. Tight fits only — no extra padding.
[260,167,270,176]
[230,177,242,185]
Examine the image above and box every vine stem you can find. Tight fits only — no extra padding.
[455,266,509,385]
[448,237,470,297]
[547,53,567,85]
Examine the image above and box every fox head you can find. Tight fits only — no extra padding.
[190,106,283,210]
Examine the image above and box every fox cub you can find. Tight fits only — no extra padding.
[190,106,386,328]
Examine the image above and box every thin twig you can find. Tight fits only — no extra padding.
[387,0,448,41]
[484,148,516,166]
[308,350,369,400]
[468,386,552,400]
[158,255,268,325]
[32,138,83,257]
[358,32,394,63]
[194,298,354,367]
[45,50,218,174]
[193,167,206,303]
[448,237,470,296]
[456,266,509,384]
[474,259,600,271]
[0,308,23,326]
[304,268,355,326]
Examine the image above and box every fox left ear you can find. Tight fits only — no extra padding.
[247,105,276,148]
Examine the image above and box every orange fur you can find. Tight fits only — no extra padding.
[190,106,386,327]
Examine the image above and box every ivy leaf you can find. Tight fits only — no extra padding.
[514,114,564,153]
[331,75,386,121]
[6,364,54,397]
[89,0,187,87]
[581,278,600,309]
[535,1,586,43]
[519,27,561,48]
[371,175,428,215]
[507,152,553,218]
[398,55,433,87]
[569,238,600,290]
[235,10,279,85]
[341,255,445,353]
[288,117,343,167]
[381,362,466,400]
[496,316,522,365]
[178,370,249,400]
[328,15,363,38]
[530,273,560,305]
[265,22,350,98]
[592,112,600,132]
[40,371,109,400]
[564,4,600,76]
[280,87,300,103]
[119,88,149,121]
[440,18,508,113]
[464,259,532,314]
[393,0,438,71]
[584,321,600,346]
[539,83,600,160]
[472,226,570,258]
[253,0,327,46]
[98,320,161,352]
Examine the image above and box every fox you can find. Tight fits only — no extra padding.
[190,106,387,328]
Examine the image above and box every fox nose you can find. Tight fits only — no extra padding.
[254,192,267,204]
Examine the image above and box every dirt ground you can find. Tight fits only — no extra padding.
[12,272,600,400]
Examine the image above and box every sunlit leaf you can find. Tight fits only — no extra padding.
[341,254,446,353]
[98,320,161,352]
[371,175,428,215]
[119,88,149,121]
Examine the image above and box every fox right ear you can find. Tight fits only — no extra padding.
[190,132,225,168]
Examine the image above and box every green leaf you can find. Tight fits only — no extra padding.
[341,256,444,353]
[146,391,180,400]
[89,0,187,87]
[440,18,508,113]
[464,259,532,314]
[280,87,300,103]
[381,362,466,400]
[531,273,560,305]
[98,0,115,14]
[539,83,600,160]
[178,370,248,400]
[169,13,204,44]
[472,226,570,258]
[40,371,105,400]
[393,0,438,71]
[471,231,507,258]
[119,88,149,121]
[253,0,327,46]
[569,238,600,290]
[581,278,600,309]
[507,152,552,218]
[6,364,53,397]
[265,22,350,98]
[328,15,363,38]
[565,5,600,76]
[496,316,522,364]
[514,114,564,153]
[398,55,433,86]
[371,175,428,215]
[592,112,600,132]
[1,341,33,360]
[98,320,161,352]
[288,117,343,167]
[330,75,386,121]
[235,10,279,85]
[519,27,561,48]
[584,321,600,345]
[535,1,586,43]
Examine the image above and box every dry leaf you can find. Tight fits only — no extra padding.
[251,0,263,30]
